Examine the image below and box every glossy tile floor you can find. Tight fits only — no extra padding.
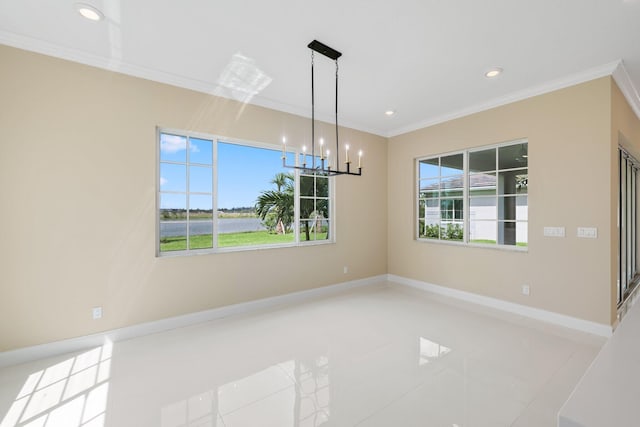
[0,283,605,427]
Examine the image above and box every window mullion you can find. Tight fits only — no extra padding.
[294,167,300,244]
[212,138,219,251]
[464,151,469,243]
[186,136,191,251]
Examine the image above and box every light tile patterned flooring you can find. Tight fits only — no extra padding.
[0,282,605,427]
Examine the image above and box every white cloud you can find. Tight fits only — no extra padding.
[160,134,187,154]
[160,177,168,186]
[190,144,200,153]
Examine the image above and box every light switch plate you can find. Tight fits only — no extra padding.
[577,227,598,238]
[544,226,565,237]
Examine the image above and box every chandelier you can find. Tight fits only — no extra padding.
[282,40,362,176]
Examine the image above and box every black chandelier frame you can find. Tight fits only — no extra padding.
[282,40,362,177]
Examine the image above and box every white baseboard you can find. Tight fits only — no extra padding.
[0,275,387,369]
[387,274,613,338]
[1,273,611,368]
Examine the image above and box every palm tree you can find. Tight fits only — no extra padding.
[256,172,329,240]
[255,172,294,233]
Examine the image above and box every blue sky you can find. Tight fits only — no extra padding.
[159,133,291,209]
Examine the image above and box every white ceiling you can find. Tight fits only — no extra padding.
[1,0,639,137]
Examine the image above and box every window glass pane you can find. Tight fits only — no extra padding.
[189,166,213,193]
[441,175,463,197]
[441,189,463,197]
[498,221,517,245]
[440,175,463,190]
[417,199,440,228]
[470,220,497,244]
[189,195,213,219]
[300,198,314,219]
[418,219,426,238]
[160,193,187,251]
[160,133,187,162]
[516,173,528,194]
[160,222,187,251]
[470,173,496,196]
[469,149,496,173]
[441,154,463,176]
[300,175,314,197]
[189,138,213,165]
[516,196,528,221]
[516,221,528,247]
[470,197,496,220]
[498,143,528,170]
[189,222,213,250]
[440,222,463,241]
[315,177,329,198]
[160,163,186,192]
[498,170,527,195]
[299,220,329,241]
[425,199,440,223]
[440,199,463,221]
[498,196,518,221]
[419,158,439,179]
[218,142,294,248]
[423,222,440,239]
[419,179,439,198]
[316,199,329,218]
[160,193,186,220]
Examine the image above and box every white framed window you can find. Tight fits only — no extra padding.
[416,139,528,248]
[157,128,334,256]
[618,147,638,306]
[417,152,464,241]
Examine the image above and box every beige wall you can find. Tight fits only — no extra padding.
[0,45,388,352]
[3,42,640,352]
[388,78,614,325]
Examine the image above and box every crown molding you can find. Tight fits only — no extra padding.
[2,31,637,140]
[612,60,640,121]
[387,60,624,138]
[0,31,386,137]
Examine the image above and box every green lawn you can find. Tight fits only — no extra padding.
[219,230,294,247]
[160,230,329,252]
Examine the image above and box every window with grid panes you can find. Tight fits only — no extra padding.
[416,140,528,248]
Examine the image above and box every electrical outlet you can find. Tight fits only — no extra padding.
[521,285,530,296]
[343,266,348,274]
[92,306,103,320]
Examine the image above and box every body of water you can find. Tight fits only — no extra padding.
[160,218,266,237]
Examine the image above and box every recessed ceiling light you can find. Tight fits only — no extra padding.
[75,3,104,21]
[385,110,395,116]
[484,67,503,78]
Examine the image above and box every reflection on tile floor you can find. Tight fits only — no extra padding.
[0,282,605,427]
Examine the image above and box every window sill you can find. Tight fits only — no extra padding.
[157,239,335,257]
[415,238,528,253]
